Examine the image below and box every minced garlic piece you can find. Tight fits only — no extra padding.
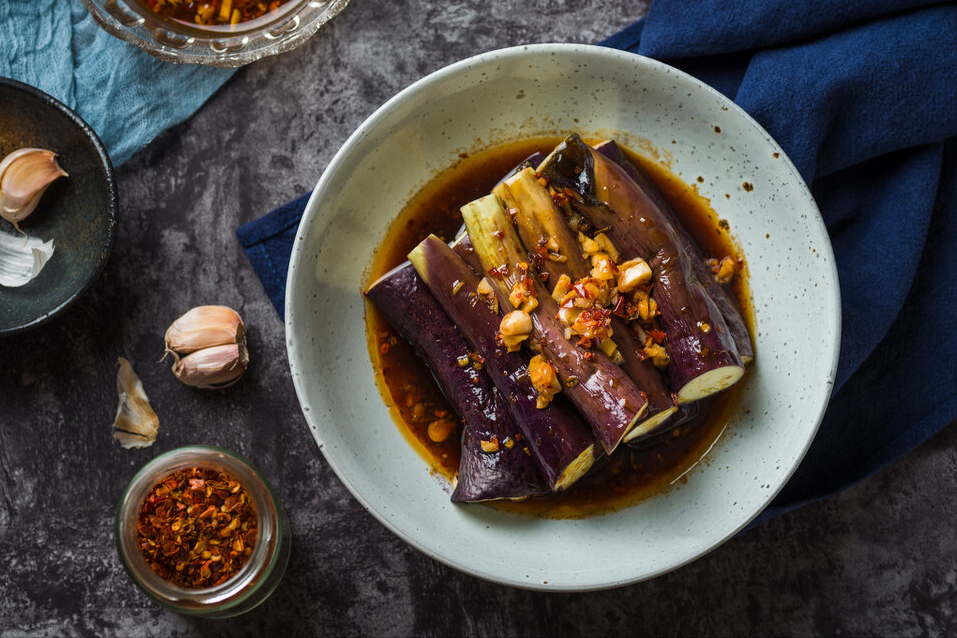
[617,258,652,293]
[480,437,500,453]
[643,343,670,369]
[529,354,562,409]
[551,274,572,301]
[590,254,617,281]
[578,232,600,255]
[508,277,538,312]
[714,256,738,284]
[498,310,533,351]
[594,233,620,262]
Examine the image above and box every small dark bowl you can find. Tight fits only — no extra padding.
[0,77,118,335]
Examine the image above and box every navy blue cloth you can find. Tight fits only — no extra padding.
[236,192,311,318]
[238,1,957,523]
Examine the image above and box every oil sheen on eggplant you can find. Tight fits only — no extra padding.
[363,135,754,518]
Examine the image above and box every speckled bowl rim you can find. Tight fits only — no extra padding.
[0,77,118,336]
[286,43,842,590]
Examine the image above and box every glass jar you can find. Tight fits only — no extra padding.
[116,446,291,618]
[79,0,352,67]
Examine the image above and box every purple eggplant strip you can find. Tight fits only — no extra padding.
[594,140,754,365]
[364,262,546,502]
[493,168,678,440]
[461,194,648,454]
[448,151,549,276]
[538,134,745,403]
[409,235,597,491]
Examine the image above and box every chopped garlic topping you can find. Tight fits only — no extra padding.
[590,254,617,281]
[508,277,538,312]
[643,343,670,369]
[480,437,500,453]
[594,233,620,262]
[551,274,572,301]
[498,310,533,351]
[476,277,494,296]
[714,256,738,284]
[578,232,600,255]
[617,258,652,293]
[529,354,562,409]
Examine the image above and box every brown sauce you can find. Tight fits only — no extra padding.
[364,136,752,518]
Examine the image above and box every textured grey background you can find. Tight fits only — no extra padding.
[1,0,956,635]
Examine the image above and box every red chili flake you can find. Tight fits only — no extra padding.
[551,192,568,207]
[136,467,257,589]
[647,329,666,344]
[492,229,505,239]
[488,265,510,280]
[146,0,291,25]
[612,295,627,317]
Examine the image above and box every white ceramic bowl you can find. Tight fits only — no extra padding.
[286,44,841,590]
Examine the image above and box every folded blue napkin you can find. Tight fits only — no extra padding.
[238,1,957,524]
[0,0,235,165]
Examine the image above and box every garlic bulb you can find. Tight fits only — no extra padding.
[0,148,68,230]
[165,305,249,388]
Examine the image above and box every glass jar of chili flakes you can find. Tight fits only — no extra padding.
[116,446,290,618]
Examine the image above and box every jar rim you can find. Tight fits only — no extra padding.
[115,445,284,613]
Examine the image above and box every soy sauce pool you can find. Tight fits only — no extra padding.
[364,136,753,518]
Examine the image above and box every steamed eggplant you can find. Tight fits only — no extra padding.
[364,262,546,502]
[461,194,649,454]
[594,140,754,365]
[409,235,597,490]
[493,168,678,441]
[538,134,745,403]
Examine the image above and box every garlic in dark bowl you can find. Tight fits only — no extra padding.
[0,77,117,335]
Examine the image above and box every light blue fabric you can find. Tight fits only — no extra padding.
[0,0,235,165]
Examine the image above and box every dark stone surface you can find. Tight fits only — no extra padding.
[1,0,955,635]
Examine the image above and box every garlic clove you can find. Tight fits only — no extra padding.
[172,343,248,389]
[113,358,160,449]
[165,305,246,355]
[0,148,68,229]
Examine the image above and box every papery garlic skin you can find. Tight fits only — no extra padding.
[0,230,55,287]
[0,148,68,230]
[113,358,160,449]
[165,305,245,355]
[172,343,249,389]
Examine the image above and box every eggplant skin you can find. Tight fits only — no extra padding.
[364,262,546,502]
[410,235,597,491]
[493,168,676,435]
[459,196,648,454]
[593,140,754,365]
[540,135,744,402]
